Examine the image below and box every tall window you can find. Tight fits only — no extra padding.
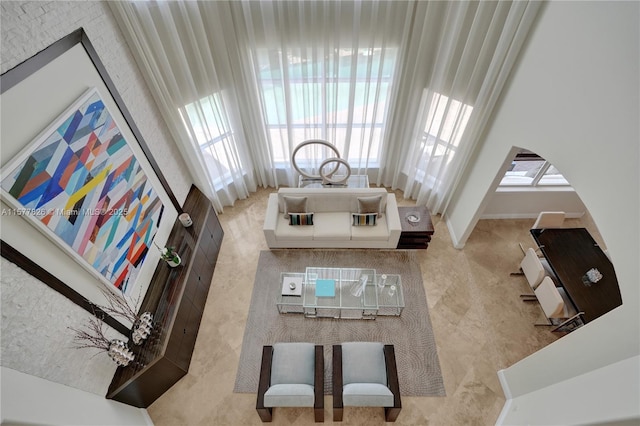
[180,93,243,189]
[410,90,473,185]
[253,46,397,165]
[500,150,569,186]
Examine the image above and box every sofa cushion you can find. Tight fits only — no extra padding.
[289,212,314,226]
[352,213,377,226]
[264,384,315,407]
[271,342,316,385]
[342,383,394,407]
[277,188,389,213]
[358,195,383,218]
[283,196,307,219]
[308,194,357,213]
[351,215,389,241]
[341,342,387,385]
[313,212,351,241]
[276,215,314,240]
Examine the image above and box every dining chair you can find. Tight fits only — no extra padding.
[532,211,566,229]
[534,277,584,332]
[511,248,555,299]
[518,211,567,255]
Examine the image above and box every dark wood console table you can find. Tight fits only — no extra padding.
[397,206,434,249]
[106,184,223,407]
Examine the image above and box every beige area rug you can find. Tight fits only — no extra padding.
[233,249,446,396]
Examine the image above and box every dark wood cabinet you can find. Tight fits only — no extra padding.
[106,185,223,407]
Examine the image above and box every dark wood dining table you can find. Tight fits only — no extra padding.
[530,228,623,323]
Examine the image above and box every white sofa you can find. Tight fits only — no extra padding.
[263,187,401,248]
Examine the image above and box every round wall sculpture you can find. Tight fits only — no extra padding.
[291,139,351,184]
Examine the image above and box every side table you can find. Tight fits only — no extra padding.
[397,206,434,249]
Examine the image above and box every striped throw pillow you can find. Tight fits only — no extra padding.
[289,212,314,226]
[352,213,377,226]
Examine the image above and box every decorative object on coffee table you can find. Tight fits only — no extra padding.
[397,206,434,249]
[281,274,303,296]
[316,278,336,297]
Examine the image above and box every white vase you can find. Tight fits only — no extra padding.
[167,253,181,267]
[132,312,154,345]
[108,339,135,367]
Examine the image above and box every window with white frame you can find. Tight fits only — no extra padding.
[500,150,569,186]
[411,90,474,185]
[180,93,242,189]
[254,46,397,165]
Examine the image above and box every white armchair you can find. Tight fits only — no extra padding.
[333,342,401,422]
[257,343,324,422]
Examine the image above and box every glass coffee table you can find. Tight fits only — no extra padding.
[276,267,404,319]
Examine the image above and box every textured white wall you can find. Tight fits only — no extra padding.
[0,0,192,204]
[0,259,123,396]
[0,1,192,423]
[481,189,586,219]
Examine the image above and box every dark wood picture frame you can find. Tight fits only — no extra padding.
[0,28,181,330]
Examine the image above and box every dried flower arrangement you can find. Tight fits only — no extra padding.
[68,286,155,366]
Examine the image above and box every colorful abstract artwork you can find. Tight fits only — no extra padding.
[1,88,164,294]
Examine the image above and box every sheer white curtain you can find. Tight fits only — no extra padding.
[382,1,541,214]
[239,1,412,186]
[111,0,411,202]
[111,1,539,212]
[109,1,270,211]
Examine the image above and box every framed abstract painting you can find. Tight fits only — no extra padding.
[0,87,164,295]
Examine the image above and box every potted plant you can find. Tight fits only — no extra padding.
[155,243,181,267]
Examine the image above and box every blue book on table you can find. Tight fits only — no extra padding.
[315,279,336,297]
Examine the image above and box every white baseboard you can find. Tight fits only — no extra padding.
[445,215,465,249]
[495,398,513,426]
[480,212,585,220]
[495,369,513,426]
[497,369,512,399]
[141,409,154,426]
